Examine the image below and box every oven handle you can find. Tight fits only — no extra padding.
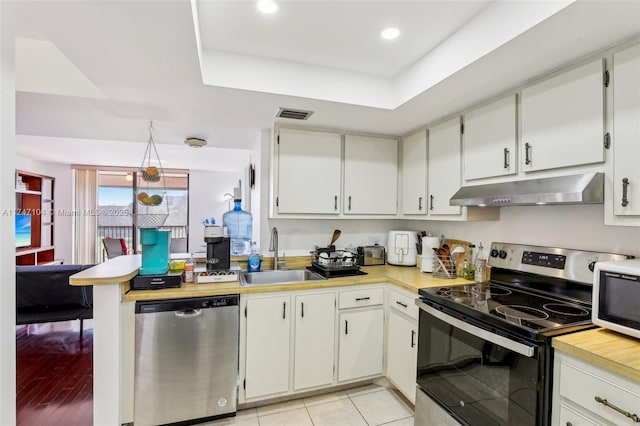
[415,299,536,358]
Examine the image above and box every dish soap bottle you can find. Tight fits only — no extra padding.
[247,242,261,272]
[222,186,253,256]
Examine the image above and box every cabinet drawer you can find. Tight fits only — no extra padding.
[559,359,640,425]
[558,404,598,426]
[339,288,384,309]
[388,288,418,319]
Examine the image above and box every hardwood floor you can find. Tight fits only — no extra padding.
[16,320,93,426]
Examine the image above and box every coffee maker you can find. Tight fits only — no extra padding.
[204,225,230,271]
[139,228,170,275]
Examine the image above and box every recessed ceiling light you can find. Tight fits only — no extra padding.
[257,0,278,14]
[381,27,400,40]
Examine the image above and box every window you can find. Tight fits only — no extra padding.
[97,170,189,262]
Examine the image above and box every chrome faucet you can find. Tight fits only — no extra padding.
[269,226,281,270]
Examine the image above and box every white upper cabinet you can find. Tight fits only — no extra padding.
[521,59,606,173]
[612,44,640,217]
[401,130,428,215]
[463,94,518,181]
[344,135,398,215]
[427,117,462,215]
[276,128,342,214]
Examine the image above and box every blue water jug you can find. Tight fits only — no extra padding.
[223,188,252,256]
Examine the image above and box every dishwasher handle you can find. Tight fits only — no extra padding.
[175,309,202,318]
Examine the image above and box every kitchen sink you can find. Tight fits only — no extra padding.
[239,269,326,286]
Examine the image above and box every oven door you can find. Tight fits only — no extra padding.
[416,299,545,426]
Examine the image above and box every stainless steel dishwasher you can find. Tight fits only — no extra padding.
[134,295,239,426]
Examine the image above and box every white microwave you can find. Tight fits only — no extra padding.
[592,259,640,340]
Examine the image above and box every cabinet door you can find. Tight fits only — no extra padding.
[293,292,335,391]
[277,128,342,214]
[521,59,605,172]
[386,311,417,403]
[613,44,640,216]
[244,295,291,399]
[463,95,517,181]
[344,135,398,215]
[338,308,384,381]
[401,131,428,215]
[428,117,462,215]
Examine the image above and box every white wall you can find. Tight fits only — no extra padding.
[15,155,73,263]
[0,1,16,423]
[188,170,244,254]
[400,205,640,259]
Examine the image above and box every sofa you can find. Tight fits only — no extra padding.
[16,264,95,337]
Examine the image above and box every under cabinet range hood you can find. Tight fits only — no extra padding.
[450,172,604,207]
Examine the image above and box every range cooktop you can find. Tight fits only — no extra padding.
[419,242,631,340]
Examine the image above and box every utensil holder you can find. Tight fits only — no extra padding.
[433,254,456,279]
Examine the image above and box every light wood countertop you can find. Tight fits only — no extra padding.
[120,264,470,301]
[553,328,640,382]
[69,254,141,286]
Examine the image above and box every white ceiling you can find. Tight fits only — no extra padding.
[12,0,640,170]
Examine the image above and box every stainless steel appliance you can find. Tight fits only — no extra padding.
[356,245,386,266]
[593,258,640,339]
[134,295,239,425]
[415,243,631,426]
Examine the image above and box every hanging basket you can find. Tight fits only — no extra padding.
[135,122,169,228]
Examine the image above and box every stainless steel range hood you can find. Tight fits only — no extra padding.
[450,173,604,207]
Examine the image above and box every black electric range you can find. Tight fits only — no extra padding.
[415,242,632,426]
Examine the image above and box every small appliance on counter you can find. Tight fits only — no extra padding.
[356,245,386,266]
[132,228,182,290]
[204,225,231,271]
[592,258,640,339]
[387,230,418,266]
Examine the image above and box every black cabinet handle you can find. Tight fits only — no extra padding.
[396,301,408,308]
[430,195,434,211]
[622,178,630,207]
[525,143,532,165]
[348,196,352,211]
[334,195,338,211]
[595,396,639,422]
[504,148,510,169]
[411,330,416,348]
[355,297,370,302]
[282,301,286,319]
[418,197,423,211]
[301,302,304,318]
[345,320,348,335]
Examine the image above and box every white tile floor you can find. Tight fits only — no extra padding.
[203,384,414,426]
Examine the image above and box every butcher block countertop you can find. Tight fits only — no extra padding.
[120,261,470,301]
[553,328,640,383]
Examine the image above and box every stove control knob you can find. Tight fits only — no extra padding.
[490,249,499,258]
[588,261,596,272]
[499,250,507,259]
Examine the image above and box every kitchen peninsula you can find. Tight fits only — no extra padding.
[70,256,640,426]
[69,255,468,425]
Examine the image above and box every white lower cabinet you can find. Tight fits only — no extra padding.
[241,284,395,403]
[244,294,291,399]
[386,286,418,404]
[338,308,384,381]
[293,292,336,391]
[552,351,640,426]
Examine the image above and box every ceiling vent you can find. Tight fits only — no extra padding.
[275,107,314,120]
